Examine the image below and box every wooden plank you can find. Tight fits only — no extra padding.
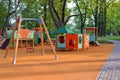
[4,16,21,58]
[41,17,58,60]
[39,24,44,56]
[13,16,21,64]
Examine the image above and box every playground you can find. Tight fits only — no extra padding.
[0,40,114,80]
[0,16,115,80]
[0,1,120,79]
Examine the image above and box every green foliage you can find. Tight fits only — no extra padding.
[98,35,120,42]
[0,0,119,36]
[72,0,95,31]
[107,2,120,35]
[0,1,7,29]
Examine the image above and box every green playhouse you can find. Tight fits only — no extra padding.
[7,29,34,48]
[4,16,58,64]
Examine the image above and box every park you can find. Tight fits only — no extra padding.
[0,0,120,80]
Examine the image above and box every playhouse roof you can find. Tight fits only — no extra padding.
[55,26,74,34]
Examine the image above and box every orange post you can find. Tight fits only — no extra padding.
[39,24,44,56]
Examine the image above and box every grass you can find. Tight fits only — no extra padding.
[106,35,120,40]
[98,35,120,43]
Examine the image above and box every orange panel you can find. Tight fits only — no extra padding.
[66,34,78,49]
[20,29,29,39]
[83,34,89,49]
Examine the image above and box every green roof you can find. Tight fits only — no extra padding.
[55,26,74,34]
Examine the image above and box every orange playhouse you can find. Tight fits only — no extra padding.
[55,27,89,50]
[57,33,78,50]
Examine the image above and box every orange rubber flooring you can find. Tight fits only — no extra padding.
[0,41,114,80]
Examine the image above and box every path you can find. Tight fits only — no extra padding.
[97,40,120,80]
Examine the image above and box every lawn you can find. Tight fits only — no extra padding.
[98,35,120,43]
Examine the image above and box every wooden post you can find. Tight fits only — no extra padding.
[4,16,20,58]
[39,24,44,56]
[41,17,59,60]
[13,16,21,64]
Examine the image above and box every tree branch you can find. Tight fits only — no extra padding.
[64,14,81,24]
[62,0,66,23]
[10,0,21,15]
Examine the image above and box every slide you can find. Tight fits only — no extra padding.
[95,41,101,46]
[0,39,10,49]
[0,39,14,49]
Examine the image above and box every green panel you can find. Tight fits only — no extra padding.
[10,41,14,48]
[27,31,34,39]
[89,31,95,41]
[78,34,82,48]
[90,35,95,41]
[34,36,38,45]
[14,31,22,39]
[7,30,13,39]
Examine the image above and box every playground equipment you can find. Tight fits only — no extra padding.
[0,28,34,49]
[85,27,98,42]
[57,33,78,50]
[55,27,89,50]
[85,27,100,46]
[0,30,14,49]
[33,28,43,45]
[14,29,34,52]
[82,34,89,49]
[4,16,58,64]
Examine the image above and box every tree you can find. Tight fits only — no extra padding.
[48,0,79,29]
[73,0,90,33]
[88,0,115,36]
[107,2,120,35]
[48,0,66,29]
[21,0,52,29]
[98,0,115,36]
[1,0,21,35]
[0,1,6,30]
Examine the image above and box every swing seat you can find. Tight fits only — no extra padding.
[26,47,34,53]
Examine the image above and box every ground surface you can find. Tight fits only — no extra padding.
[97,40,120,80]
[0,40,114,80]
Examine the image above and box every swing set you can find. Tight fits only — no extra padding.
[4,16,59,64]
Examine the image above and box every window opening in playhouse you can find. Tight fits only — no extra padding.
[79,36,82,44]
[59,36,65,44]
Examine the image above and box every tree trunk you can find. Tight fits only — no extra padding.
[62,0,66,24]
[73,0,87,34]
[95,0,98,28]
[103,0,106,36]
[48,0,63,29]
[43,1,47,24]
[1,0,21,35]
[1,14,10,36]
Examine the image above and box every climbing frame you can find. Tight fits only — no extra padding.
[4,16,58,64]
